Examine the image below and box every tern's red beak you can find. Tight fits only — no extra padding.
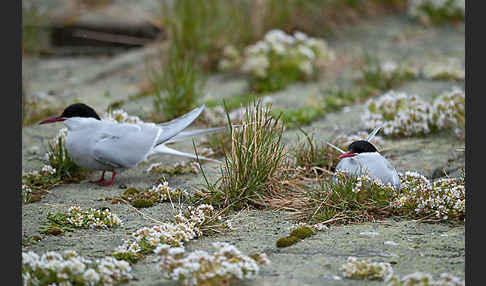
[338,152,356,159]
[39,116,66,125]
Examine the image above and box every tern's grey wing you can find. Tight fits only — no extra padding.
[92,123,161,168]
[335,153,400,189]
[357,153,400,189]
[381,156,401,189]
[155,105,205,146]
[335,157,366,175]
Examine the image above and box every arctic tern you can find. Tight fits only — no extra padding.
[328,126,401,189]
[39,103,223,186]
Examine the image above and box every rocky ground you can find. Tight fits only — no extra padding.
[22,12,465,286]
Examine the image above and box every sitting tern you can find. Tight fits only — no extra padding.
[328,126,401,189]
[39,103,223,186]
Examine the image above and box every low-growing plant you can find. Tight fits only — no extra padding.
[199,100,286,210]
[109,182,188,208]
[422,57,465,81]
[361,87,465,137]
[156,242,270,286]
[22,141,87,204]
[220,29,334,93]
[299,170,398,224]
[341,257,394,281]
[22,250,133,285]
[360,54,418,91]
[46,135,87,182]
[39,206,123,235]
[386,272,465,286]
[390,171,465,220]
[279,168,465,225]
[22,165,59,204]
[112,204,231,263]
[407,0,465,25]
[341,257,465,285]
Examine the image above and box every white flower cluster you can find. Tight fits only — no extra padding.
[408,0,465,24]
[25,164,57,178]
[391,171,465,220]
[198,147,216,157]
[22,184,33,202]
[341,257,464,285]
[341,256,394,281]
[386,272,464,286]
[155,242,270,286]
[362,88,465,137]
[377,60,421,80]
[102,109,145,124]
[218,45,242,71]
[333,170,397,192]
[431,87,465,130]
[22,250,133,286]
[41,165,57,175]
[148,181,189,201]
[45,127,69,161]
[66,206,123,229]
[422,58,465,80]
[364,57,464,83]
[114,204,226,256]
[351,174,394,193]
[290,222,328,232]
[221,30,334,79]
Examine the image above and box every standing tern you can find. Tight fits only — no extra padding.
[39,103,224,186]
[329,126,401,189]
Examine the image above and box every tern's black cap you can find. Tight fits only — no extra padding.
[61,103,101,120]
[348,140,378,154]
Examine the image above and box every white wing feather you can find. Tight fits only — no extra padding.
[165,127,226,144]
[149,144,221,163]
[366,124,384,142]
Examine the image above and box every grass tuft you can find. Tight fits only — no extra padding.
[148,48,204,122]
[199,100,285,210]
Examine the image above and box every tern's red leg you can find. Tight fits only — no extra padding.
[89,171,105,184]
[97,172,116,187]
